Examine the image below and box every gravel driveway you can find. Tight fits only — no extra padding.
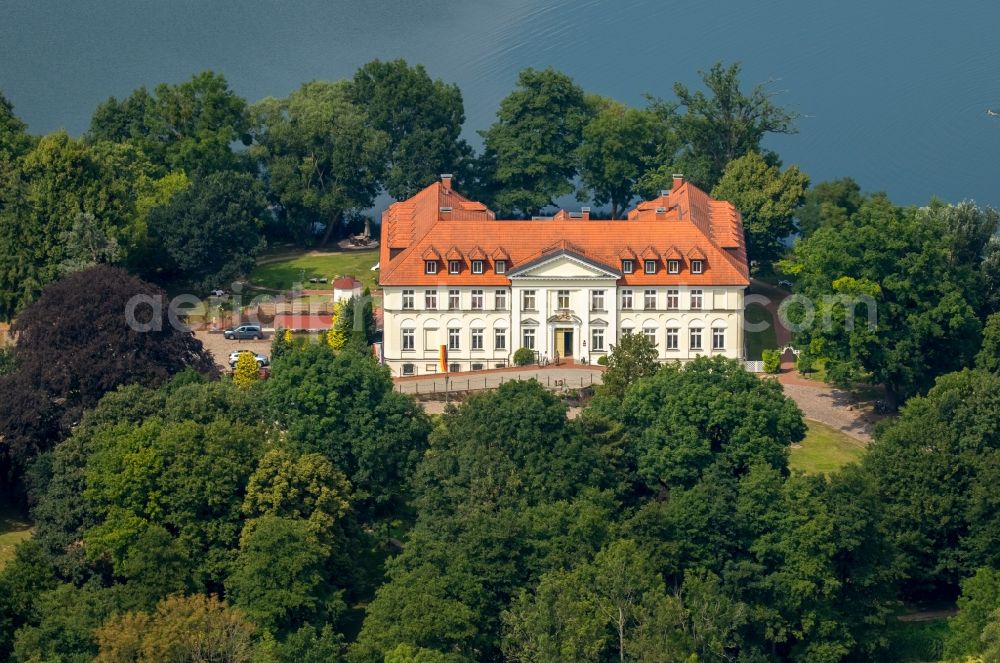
[194,331,272,370]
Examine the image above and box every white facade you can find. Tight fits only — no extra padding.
[382,252,745,376]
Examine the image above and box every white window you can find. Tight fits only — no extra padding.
[592,328,605,351]
[712,327,726,350]
[667,259,680,274]
[471,328,484,350]
[643,327,657,346]
[622,259,634,274]
[666,288,678,309]
[644,259,657,274]
[471,289,484,310]
[495,328,507,351]
[448,327,461,350]
[449,363,461,373]
[690,289,703,310]
[691,259,704,274]
[621,289,633,310]
[690,327,703,351]
[449,260,461,274]
[449,289,460,310]
[591,289,605,311]
[401,290,414,310]
[402,328,415,351]
[402,363,416,376]
[557,290,570,309]
[523,328,536,350]
[425,364,438,373]
[425,260,437,275]
[666,327,679,350]
[472,260,484,274]
[495,259,507,274]
[495,290,507,310]
[522,290,536,311]
[644,289,656,310]
[425,290,437,310]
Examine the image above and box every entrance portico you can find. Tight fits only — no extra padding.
[507,248,621,364]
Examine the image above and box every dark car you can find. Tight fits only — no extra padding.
[223,324,264,340]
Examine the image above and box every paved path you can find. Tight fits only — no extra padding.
[401,362,876,444]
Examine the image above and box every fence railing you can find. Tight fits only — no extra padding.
[395,371,600,395]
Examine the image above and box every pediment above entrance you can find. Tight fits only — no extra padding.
[508,250,621,280]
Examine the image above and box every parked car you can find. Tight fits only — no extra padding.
[223,324,264,340]
[229,350,269,368]
[777,279,793,289]
[210,289,226,297]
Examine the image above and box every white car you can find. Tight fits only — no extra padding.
[210,289,226,297]
[229,350,269,368]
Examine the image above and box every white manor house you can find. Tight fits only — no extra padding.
[378,174,750,377]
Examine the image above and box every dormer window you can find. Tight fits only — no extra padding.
[495,260,507,274]
[644,259,657,274]
[622,259,634,274]
[448,260,460,274]
[667,259,680,274]
[425,260,438,275]
[691,259,704,274]
[471,260,484,274]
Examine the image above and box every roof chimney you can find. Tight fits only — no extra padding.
[581,206,590,220]
[672,173,684,189]
[440,173,453,191]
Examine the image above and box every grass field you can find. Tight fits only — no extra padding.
[789,419,867,474]
[249,250,379,292]
[745,302,777,360]
[0,500,33,569]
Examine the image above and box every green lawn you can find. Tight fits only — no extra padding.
[789,419,867,474]
[249,250,379,293]
[745,302,777,360]
[0,500,33,569]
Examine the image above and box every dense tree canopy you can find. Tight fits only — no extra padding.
[780,195,982,403]
[711,151,809,266]
[249,81,388,244]
[864,369,1000,596]
[87,71,250,174]
[145,170,268,292]
[575,100,664,219]
[479,68,592,216]
[0,133,159,319]
[0,266,215,490]
[349,59,470,200]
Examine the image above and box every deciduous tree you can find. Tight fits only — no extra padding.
[88,71,250,175]
[711,151,808,266]
[350,59,469,200]
[94,593,255,663]
[0,267,215,489]
[576,100,664,219]
[146,171,267,292]
[479,68,592,216]
[249,81,388,244]
[780,195,982,403]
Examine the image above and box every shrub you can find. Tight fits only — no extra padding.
[796,351,814,373]
[762,349,781,373]
[513,347,535,366]
[596,355,608,366]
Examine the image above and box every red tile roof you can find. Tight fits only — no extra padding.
[379,178,749,287]
[273,314,333,332]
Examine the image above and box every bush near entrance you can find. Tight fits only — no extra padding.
[513,347,535,366]
[762,348,781,373]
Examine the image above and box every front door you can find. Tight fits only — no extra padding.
[555,328,574,358]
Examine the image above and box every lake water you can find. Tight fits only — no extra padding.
[2,0,999,208]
